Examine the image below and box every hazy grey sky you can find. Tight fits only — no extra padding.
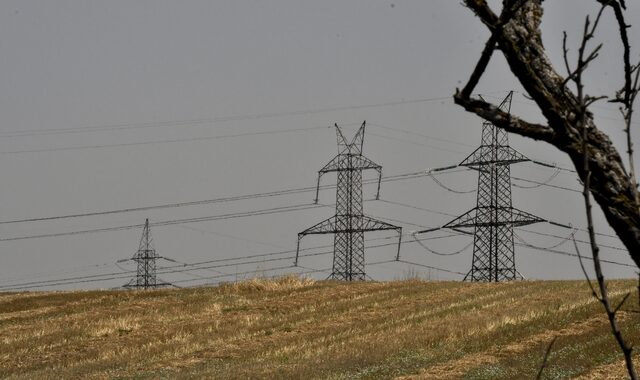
[0,1,638,290]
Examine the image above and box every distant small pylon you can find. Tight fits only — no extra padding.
[123,219,171,289]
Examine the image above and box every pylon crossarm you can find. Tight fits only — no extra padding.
[351,155,382,171]
[460,146,529,167]
[360,215,401,231]
[511,208,546,227]
[299,217,338,236]
[318,154,381,174]
[442,209,477,229]
[443,207,545,229]
[459,145,485,167]
[318,156,343,174]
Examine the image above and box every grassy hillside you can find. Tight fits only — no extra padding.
[1,277,639,379]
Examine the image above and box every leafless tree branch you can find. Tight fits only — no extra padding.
[573,236,599,300]
[569,7,635,377]
[456,0,640,268]
[456,1,639,377]
[536,337,557,380]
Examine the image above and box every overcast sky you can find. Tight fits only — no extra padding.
[0,1,638,290]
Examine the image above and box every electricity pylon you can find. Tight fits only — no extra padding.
[123,219,171,289]
[442,92,544,282]
[296,121,402,281]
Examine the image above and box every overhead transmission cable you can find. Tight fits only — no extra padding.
[0,203,324,242]
[411,230,473,256]
[0,126,329,155]
[0,234,461,290]
[515,227,627,253]
[0,96,453,139]
[426,166,476,194]
[512,168,561,189]
[396,259,467,276]
[515,242,636,268]
[0,169,429,225]
[511,175,581,193]
[3,229,635,291]
[513,231,576,250]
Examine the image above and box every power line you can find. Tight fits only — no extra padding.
[0,203,324,242]
[0,247,317,290]
[396,259,467,276]
[0,170,428,225]
[529,160,576,173]
[176,224,286,250]
[512,168,561,189]
[172,265,299,286]
[0,96,453,139]
[0,126,326,155]
[0,261,117,284]
[367,122,476,149]
[385,192,623,244]
[0,234,456,290]
[511,175,582,193]
[366,130,467,156]
[0,233,365,289]
[368,121,578,175]
[516,228,627,253]
[0,229,438,287]
[411,231,473,256]
[4,228,634,291]
[427,171,476,194]
[516,242,636,269]
[377,199,457,218]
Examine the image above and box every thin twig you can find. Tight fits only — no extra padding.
[572,9,638,378]
[615,293,632,314]
[598,0,640,201]
[573,236,599,300]
[536,337,557,380]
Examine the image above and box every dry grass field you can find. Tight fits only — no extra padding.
[1,277,639,379]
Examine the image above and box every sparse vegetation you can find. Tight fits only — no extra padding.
[0,276,638,379]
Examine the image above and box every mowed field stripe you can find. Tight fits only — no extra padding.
[0,279,638,379]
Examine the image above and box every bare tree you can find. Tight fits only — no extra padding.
[454,0,640,377]
[454,0,640,264]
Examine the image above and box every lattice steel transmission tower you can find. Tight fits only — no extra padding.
[442,92,544,282]
[296,122,402,281]
[123,219,170,289]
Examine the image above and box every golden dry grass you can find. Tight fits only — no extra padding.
[0,276,639,379]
